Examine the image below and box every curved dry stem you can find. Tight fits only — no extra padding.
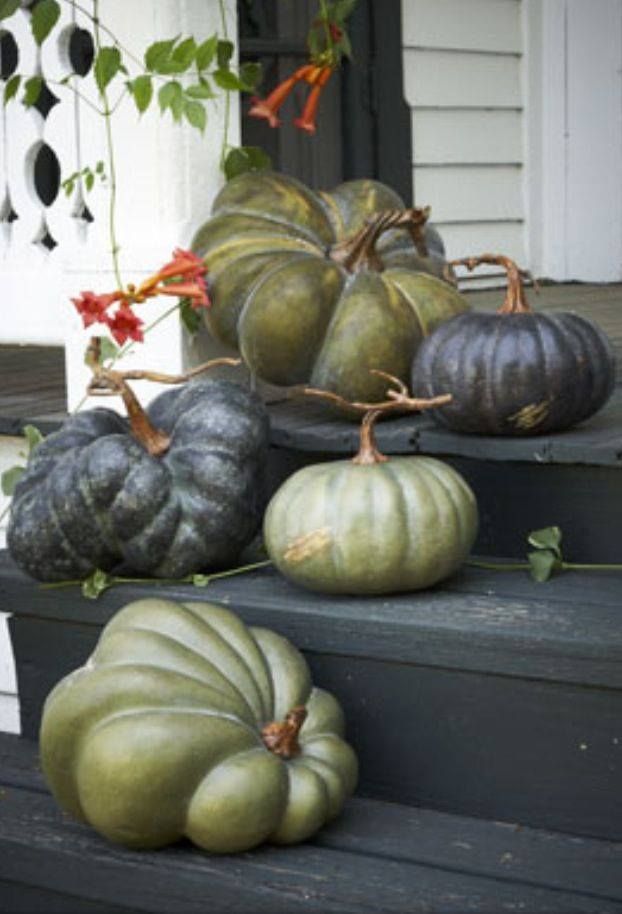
[329,207,431,273]
[261,706,308,759]
[450,253,534,314]
[296,371,453,466]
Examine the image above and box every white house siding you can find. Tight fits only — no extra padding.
[402,0,527,282]
[525,0,622,282]
[0,0,238,734]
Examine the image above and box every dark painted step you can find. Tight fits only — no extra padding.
[1,734,621,914]
[266,393,622,563]
[3,550,621,842]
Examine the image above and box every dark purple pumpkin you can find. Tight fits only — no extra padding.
[411,254,615,436]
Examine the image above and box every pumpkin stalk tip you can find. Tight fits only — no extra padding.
[262,706,308,759]
[329,207,431,274]
[450,253,533,315]
[353,410,389,465]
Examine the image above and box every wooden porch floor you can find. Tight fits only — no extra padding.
[0,282,620,436]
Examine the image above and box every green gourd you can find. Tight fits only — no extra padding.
[264,407,478,595]
[40,598,358,853]
[192,170,468,403]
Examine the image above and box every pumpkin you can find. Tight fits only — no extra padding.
[40,597,358,853]
[264,404,478,595]
[411,254,616,436]
[7,366,269,582]
[192,170,469,403]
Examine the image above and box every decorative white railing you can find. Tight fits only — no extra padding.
[1,0,237,408]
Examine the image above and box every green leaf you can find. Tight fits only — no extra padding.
[195,34,218,71]
[94,46,121,94]
[527,550,559,583]
[129,74,153,114]
[3,73,20,105]
[239,61,261,91]
[95,160,105,174]
[83,336,118,365]
[31,0,60,45]
[144,36,178,73]
[216,39,234,69]
[23,424,44,455]
[62,176,75,196]
[22,75,42,107]
[84,170,95,191]
[185,78,214,100]
[81,568,112,599]
[1,465,24,497]
[179,297,202,335]
[183,98,206,132]
[192,573,209,587]
[224,145,272,182]
[171,36,196,70]
[0,1,19,22]
[527,526,562,558]
[158,79,183,119]
[338,29,353,59]
[213,68,244,92]
[333,0,358,22]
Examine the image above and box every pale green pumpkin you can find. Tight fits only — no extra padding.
[40,598,357,853]
[264,413,478,595]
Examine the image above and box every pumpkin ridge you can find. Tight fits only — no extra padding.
[552,314,596,424]
[97,625,258,723]
[83,704,261,741]
[557,313,615,419]
[383,273,427,339]
[270,762,330,845]
[46,452,118,568]
[250,628,313,722]
[380,461,417,570]
[181,602,275,722]
[173,608,268,724]
[415,457,476,560]
[206,208,330,249]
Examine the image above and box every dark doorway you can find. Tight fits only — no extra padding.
[238,0,412,201]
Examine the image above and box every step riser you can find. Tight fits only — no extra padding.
[10,612,622,842]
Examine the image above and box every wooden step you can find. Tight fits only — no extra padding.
[266,392,622,563]
[3,550,621,842]
[1,734,621,914]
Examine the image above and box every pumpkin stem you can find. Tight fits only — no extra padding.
[353,410,389,465]
[329,207,431,273]
[85,337,242,457]
[261,706,308,759]
[449,254,533,314]
[297,371,452,463]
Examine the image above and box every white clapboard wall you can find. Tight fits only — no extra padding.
[401,0,526,285]
[0,0,238,734]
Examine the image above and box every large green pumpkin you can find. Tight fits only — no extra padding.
[264,411,478,594]
[8,376,269,581]
[192,171,468,402]
[40,598,357,853]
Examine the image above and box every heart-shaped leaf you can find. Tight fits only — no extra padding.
[528,549,559,582]
[527,526,562,558]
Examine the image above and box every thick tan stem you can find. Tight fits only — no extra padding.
[352,410,389,465]
[85,338,242,458]
[329,207,431,274]
[297,371,452,465]
[90,367,171,456]
[261,706,307,759]
[450,254,532,314]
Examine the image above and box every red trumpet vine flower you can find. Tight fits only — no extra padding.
[71,248,209,346]
[294,65,334,134]
[249,63,334,133]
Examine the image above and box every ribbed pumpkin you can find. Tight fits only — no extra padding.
[8,368,269,581]
[411,254,616,436]
[40,598,357,852]
[192,170,468,403]
[264,407,478,595]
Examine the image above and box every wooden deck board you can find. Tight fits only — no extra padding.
[1,734,621,913]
